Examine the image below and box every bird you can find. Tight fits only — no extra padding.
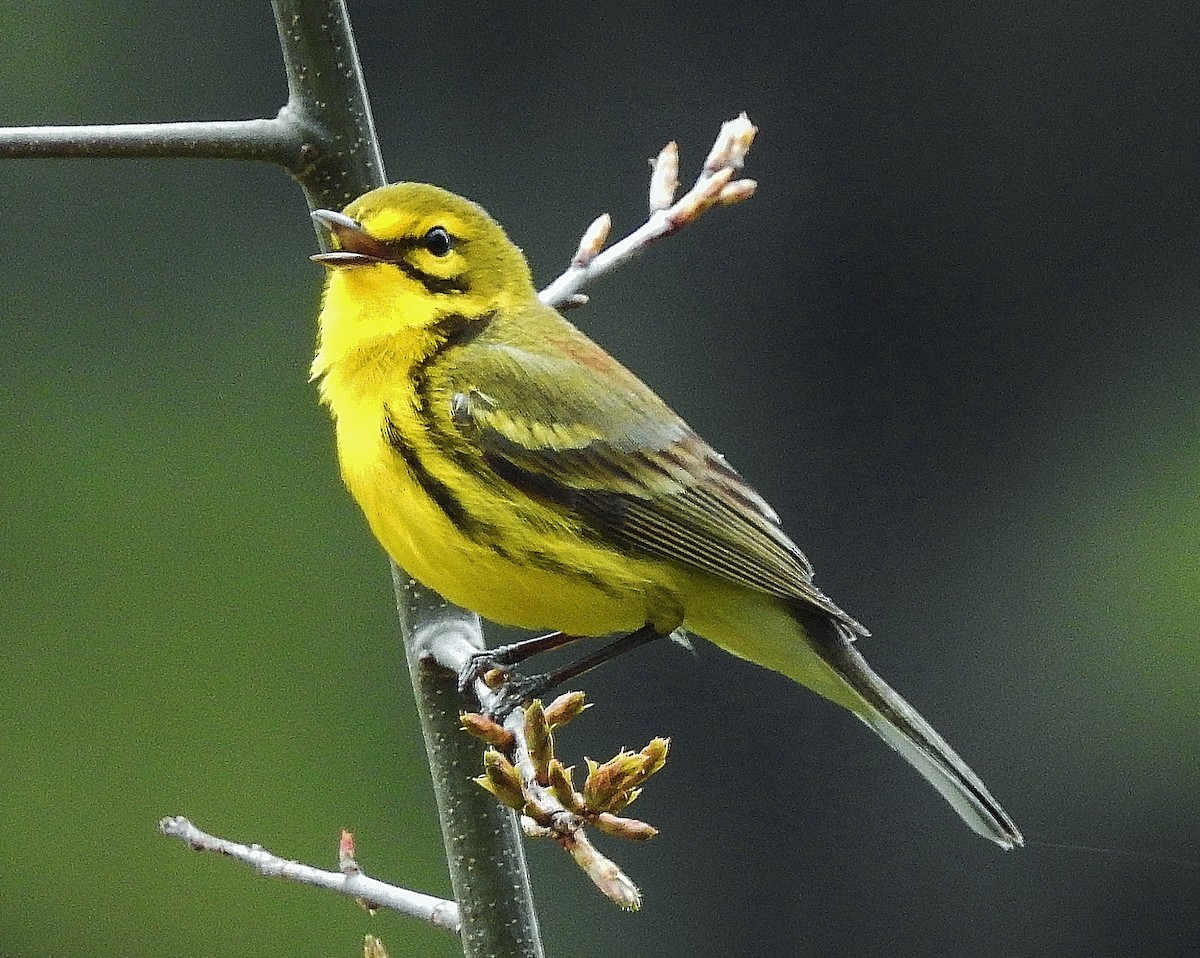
[310,181,1022,849]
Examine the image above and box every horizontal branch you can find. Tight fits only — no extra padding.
[158,816,461,935]
[0,115,306,167]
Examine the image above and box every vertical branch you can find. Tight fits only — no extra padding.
[394,569,546,958]
[271,3,544,955]
[272,0,385,205]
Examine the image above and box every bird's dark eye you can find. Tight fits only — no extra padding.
[423,226,452,256]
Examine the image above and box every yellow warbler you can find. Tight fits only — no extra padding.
[311,183,1021,849]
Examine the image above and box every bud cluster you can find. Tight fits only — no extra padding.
[461,691,670,909]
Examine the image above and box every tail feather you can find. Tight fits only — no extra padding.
[810,617,1023,849]
[686,581,1021,847]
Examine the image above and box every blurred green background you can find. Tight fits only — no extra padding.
[2,2,1198,957]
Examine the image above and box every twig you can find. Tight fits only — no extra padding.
[501,701,654,911]
[0,117,305,168]
[538,113,758,310]
[158,816,462,934]
[459,683,668,911]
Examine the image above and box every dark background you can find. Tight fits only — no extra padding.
[2,2,1198,957]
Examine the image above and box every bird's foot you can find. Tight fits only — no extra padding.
[457,648,557,718]
[457,631,582,697]
[457,647,518,697]
[486,671,557,720]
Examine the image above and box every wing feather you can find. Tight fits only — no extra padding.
[423,316,866,635]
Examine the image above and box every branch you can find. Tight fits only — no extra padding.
[277,1,545,951]
[272,0,386,208]
[391,569,547,957]
[0,0,391,209]
[0,117,306,168]
[158,816,461,935]
[539,113,758,309]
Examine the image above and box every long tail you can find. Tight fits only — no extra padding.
[803,610,1023,849]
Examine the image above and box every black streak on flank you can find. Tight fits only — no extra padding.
[484,451,581,511]
[382,410,486,539]
[382,409,616,592]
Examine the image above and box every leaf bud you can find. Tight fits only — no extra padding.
[522,700,554,785]
[460,712,516,750]
[544,691,589,728]
[594,812,659,841]
[476,748,525,810]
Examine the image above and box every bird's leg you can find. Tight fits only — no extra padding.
[458,630,583,694]
[487,624,666,718]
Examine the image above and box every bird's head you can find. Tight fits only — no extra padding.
[310,183,536,377]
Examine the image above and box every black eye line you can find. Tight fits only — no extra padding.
[379,229,459,256]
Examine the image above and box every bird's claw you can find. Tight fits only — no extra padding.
[457,649,510,696]
[486,671,555,720]
[458,652,555,718]
[457,650,553,716]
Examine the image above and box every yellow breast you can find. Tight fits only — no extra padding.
[324,360,681,637]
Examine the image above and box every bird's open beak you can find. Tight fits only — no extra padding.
[310,209,393,266]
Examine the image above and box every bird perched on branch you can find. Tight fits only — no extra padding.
[311,181,1022,850]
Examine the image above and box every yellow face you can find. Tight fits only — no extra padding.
[311,183,537,376]
[317,182,535,310]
